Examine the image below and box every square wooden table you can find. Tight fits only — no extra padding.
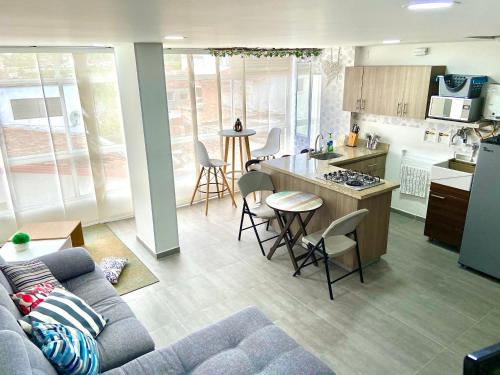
[14,221,84,247]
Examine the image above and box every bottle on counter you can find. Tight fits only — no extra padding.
[327,132,334,153]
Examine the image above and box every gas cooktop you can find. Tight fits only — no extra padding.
[316,169,385,191]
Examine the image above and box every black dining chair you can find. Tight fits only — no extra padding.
[237,171,278,256]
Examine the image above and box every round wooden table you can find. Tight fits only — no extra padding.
[266,191,324,272]
[219,129,256,195]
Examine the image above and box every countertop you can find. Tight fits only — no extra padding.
[327,143,389,166]
[261,145,399,200]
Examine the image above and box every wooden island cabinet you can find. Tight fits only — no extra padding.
[261,148,399,270]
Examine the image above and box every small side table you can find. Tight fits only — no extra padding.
[219,129,256,195]
[0,238,72,262]
[15,221,84,247]
[266,191,324,272]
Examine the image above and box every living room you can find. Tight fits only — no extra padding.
[1,1,500,374]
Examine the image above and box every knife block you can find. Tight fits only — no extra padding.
[346,132,358,147]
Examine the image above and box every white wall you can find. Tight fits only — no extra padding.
[114,44,156,250]
[114,43,179,256]
[352,41,500,218]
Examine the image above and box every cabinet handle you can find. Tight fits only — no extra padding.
[356,98,361,111]
[430,194,446,200]
[361,99,366,110]
[367,164,377,168]
[397,102,401,116]
[403,103,408,116]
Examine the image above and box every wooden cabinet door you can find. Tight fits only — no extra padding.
[400,66,432,119]
[424,182,470,248]
[361,66,405,117]
[342,67,363,112]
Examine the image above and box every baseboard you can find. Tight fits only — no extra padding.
[136,235,180,259]
[155,246,180,259]
[390,207,426,222]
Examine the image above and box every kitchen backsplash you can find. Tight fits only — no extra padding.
[317,46,355,142]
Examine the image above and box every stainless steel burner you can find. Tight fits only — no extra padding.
[318,169,385,191]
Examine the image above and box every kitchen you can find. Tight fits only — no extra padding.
[260,40,500,282]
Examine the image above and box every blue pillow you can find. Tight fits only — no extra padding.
[31,321,100,375]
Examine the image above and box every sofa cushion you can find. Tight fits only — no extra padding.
[100,257,128,285]
[102,307,334,375]
[97,317,155,372]
[0,267,14,293]
[0,259,62,292]
[10,282,56,315]
[19,288,107,338]
[63,267,119,307]
[31,322,100,375]
[0,330,34,375]
[0,306,57,375]
[0,278,22,319]
[38,247,95,283]
[64,268,154,372]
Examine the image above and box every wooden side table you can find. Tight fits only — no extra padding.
[219,129,256,195]
[14,221,84,247]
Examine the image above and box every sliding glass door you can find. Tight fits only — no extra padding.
[164,51,321,206]
[0,50,132,241]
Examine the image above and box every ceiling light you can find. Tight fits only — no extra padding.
[383,39,401,44]
[164,35,185,40]
[404,1,459,10]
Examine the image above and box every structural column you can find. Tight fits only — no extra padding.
[114,43,179,257]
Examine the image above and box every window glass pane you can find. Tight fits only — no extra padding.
[219,56,244,130]
[164,54,196,205]
[0,53,63,210]
[0,51,132,225]
[193,54,220,158]
[245,57,290,155]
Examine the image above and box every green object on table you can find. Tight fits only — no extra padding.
[12,232,30,245]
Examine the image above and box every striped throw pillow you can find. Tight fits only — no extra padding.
[31,321,100,375]
[19,288,107,338]
[0,259,62,292]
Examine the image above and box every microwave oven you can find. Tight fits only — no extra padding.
[428,96,483,122]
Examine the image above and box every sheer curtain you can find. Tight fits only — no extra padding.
[0,50,132,241]
[164,51,321,206]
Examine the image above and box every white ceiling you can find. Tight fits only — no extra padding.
[0,0,499,47]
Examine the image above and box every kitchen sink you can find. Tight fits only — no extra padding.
[431,159,475,191]
[310,152,343,160]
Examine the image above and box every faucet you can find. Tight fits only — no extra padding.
[314,134,324,154]
[451,127,468,144]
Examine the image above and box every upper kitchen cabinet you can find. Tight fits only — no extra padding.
[343,66,364,112]
[343,65,445,120]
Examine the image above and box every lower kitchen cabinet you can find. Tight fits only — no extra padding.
[335,154,387,178]
[424,182,470,248]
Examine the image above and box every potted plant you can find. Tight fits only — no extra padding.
[12,232,30,252]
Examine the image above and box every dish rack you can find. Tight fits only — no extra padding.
[437,74,488,98]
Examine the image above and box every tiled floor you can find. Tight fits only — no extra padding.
[108,196,500,375]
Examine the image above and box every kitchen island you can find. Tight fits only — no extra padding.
[261,146,399,270]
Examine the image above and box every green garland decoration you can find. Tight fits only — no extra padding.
[208,47,322,59]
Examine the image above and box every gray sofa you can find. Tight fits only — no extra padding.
[0,247,334,375]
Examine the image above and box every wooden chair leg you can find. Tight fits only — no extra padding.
[190,167,204,205]
[219,168,237,207]
[213,167,221,199]
[205,167,211,215]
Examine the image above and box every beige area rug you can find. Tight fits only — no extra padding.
[83,224,158,296]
